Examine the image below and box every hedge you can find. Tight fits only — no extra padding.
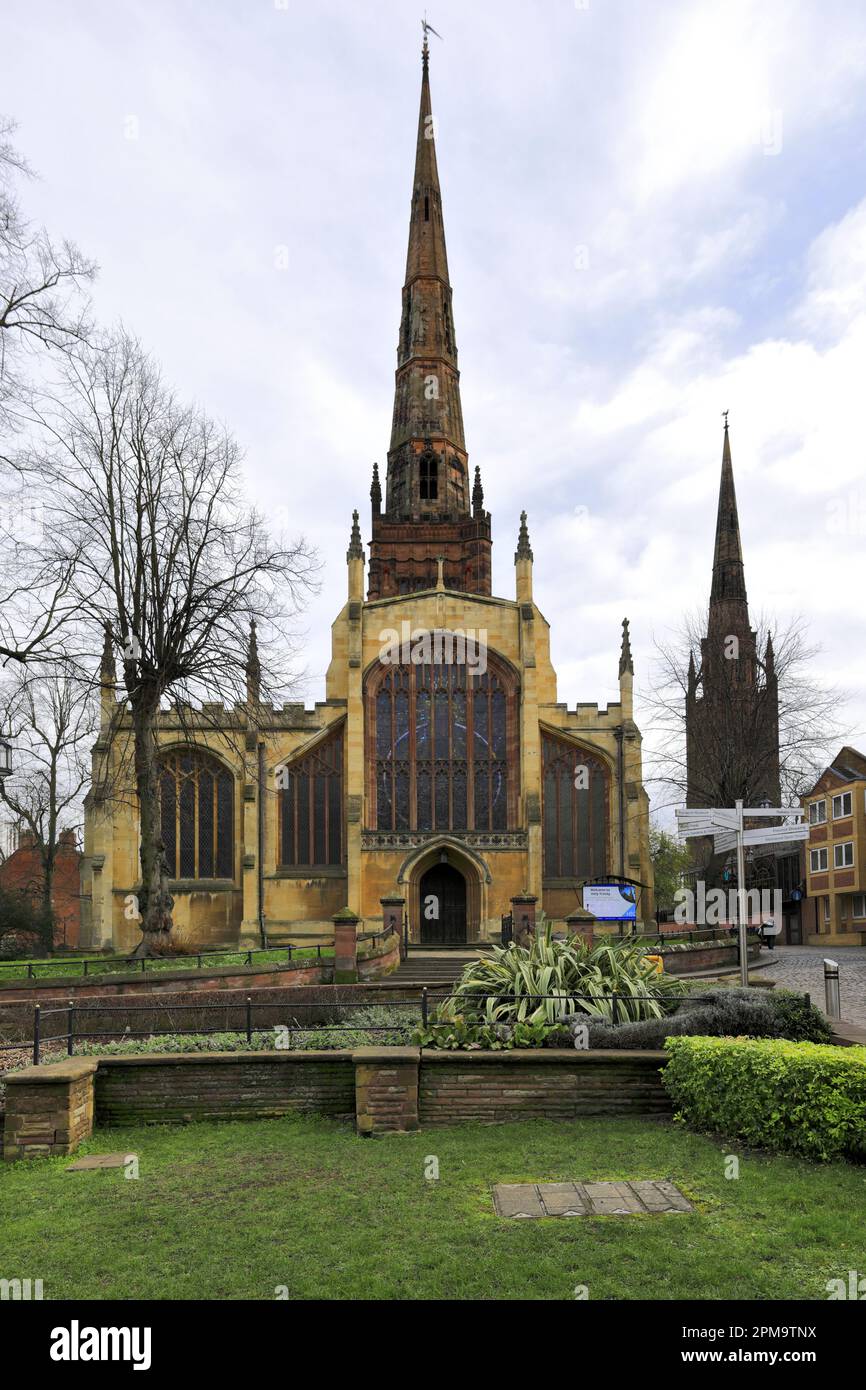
[663,1036,866,1161]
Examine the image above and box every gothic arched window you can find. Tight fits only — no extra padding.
[541,733,609,879]
[419,453,438,500]
[159,750,235,881]
[280,727,344,868]
[367,647,517,832]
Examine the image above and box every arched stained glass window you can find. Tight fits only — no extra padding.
[159,751,235,881]
[368,647,516,832]
[541,733,608,879]
[280,727,344,868]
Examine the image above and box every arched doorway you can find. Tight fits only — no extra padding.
[419,861,467,945]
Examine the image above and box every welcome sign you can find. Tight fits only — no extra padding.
[582,883,638,922]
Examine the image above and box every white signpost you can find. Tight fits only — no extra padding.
[675,800,808,986]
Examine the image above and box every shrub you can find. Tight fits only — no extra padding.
[663,1036,866,1161]
[413,1016,560,1050]
[438,924,685,1027]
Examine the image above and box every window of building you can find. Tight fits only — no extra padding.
[834,841,854,869]
[810,847,828,872]
[279,727,344,868]
[832,791,852,819]
[542,732,608,879]
[823,896,831,923]
[159,750,234,880]
[852,894,866,919]
[419,454,438,501]
[809,800,827,825]
[368,652,516,832]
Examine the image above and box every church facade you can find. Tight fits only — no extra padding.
[80,41,654,953]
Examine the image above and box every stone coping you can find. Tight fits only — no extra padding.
[92,1050,356,1067]
[5,1057,99,1085]
[351,1046,420,1064]
[420,1048,668,1065]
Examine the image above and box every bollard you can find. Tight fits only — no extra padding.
[823,959,841,1020]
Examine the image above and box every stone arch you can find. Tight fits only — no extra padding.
[397,835,489,944]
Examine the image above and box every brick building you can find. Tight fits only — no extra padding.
[0,828,82,949]
[803,746,866,946]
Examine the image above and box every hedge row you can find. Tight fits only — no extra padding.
[663,1036,866,1162]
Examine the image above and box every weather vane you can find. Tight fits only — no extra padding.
[722,409,729,428]
[422,14,443,44]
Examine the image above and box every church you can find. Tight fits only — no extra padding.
[80,39,654,953]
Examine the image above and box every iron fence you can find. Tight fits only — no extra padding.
[12,982,811,1066]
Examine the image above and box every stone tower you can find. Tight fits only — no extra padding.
[686,420,780,811]
[367,36,492,600]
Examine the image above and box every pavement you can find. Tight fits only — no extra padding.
[756,945,866,1026]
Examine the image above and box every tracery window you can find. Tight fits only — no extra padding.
[280,727,344,868]
[159,751,234,880]
[369,650,516,831]
[542,733,608,879]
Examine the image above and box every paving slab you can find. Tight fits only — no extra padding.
[493,1178,693,1219]
[492,1183,546,1218]
[65,1153,136,1171]
[537,1182,588,1217]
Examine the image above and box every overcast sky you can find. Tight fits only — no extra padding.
[6,0,866,817]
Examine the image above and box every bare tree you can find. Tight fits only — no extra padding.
[646,609,846,807]
[0,116,95,665]
[0,658,94,949]
[31,331,317,953]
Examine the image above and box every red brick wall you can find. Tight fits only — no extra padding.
[0,834,81,948]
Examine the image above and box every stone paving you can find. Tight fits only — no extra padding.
[492,1180,693,1219]
[756,946,866,1026]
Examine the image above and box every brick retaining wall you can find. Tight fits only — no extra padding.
[419,1050,670,1125]
[94,1052,356,1126]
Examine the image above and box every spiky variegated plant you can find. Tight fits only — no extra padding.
[438,924,684,1025]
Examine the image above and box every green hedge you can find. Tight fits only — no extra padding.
[663,1036,866,1162]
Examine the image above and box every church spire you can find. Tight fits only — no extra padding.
[367,36,491,601]
[710,415,747,609]
[245,619,261,705]
[386,35,467,509]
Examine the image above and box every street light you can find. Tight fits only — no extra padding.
[0,735,11,779]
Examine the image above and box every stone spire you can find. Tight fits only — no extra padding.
[100,623,116,685]
[515,511,533,562]
[245,619,261,705]
[618,618,634,677]
[386,35,467,510]
[370,461,382,516]
[347,509,363,561]
[472,464,484,517]
[710,417,747,611]
[366,38,491,601]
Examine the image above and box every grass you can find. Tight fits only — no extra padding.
[0,946,333,982]
[1,1115,864,1300]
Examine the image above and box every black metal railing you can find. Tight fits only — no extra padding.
[0,939,337,983]
[12,983,810,1066]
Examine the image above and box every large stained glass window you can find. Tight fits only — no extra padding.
[280,727,344,868]
[369,653,516,832]
[541,733,608,879]
[159,751,235,880]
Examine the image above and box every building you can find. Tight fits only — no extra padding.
[803,746,866,946]
[686,420,780,813]
[80,39,653,953]
[685,420,782,895]
[0,828,82,949]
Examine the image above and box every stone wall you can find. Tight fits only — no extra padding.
[3,1058,97,1158]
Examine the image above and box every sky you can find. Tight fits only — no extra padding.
[5,0,866,821]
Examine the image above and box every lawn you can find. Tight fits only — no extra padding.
[0,947,333,983]
[1,1115,864,1300]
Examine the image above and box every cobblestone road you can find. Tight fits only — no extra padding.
[758,946,866,1026]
